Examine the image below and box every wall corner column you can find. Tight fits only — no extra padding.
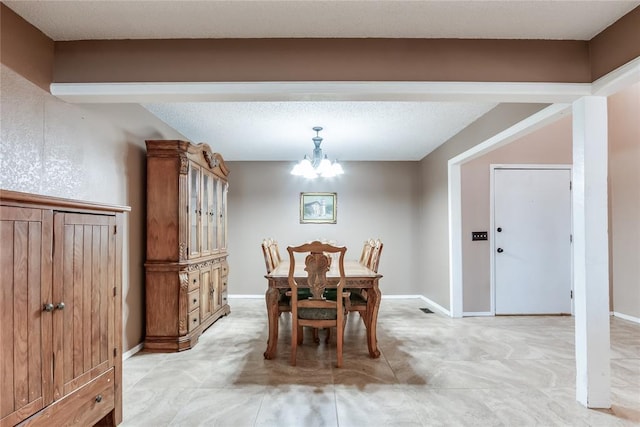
[572,96,611,408]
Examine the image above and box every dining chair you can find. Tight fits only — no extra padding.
[287,241,349,367]
[359,238,375,267]
[261,239,275,273]
[367,239,384,273]
[268,238,282,269]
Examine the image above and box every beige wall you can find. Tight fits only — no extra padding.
[460,116,573,313]
[608,83,640,319]
[227,161,420,295]
[418,104,548,310]
[0,65,185,352]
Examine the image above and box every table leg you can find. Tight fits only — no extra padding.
[366,284,381,358]
[264,287,280,359]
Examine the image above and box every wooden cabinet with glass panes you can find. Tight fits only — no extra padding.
[144,140,230,352]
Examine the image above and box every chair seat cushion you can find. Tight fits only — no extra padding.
[279,288,313,305]
[298,307,337,320]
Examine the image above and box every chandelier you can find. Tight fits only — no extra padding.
[290,127,344,179]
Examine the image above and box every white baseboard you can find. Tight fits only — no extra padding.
[463,311,494,317]
[612,311,640,324]
[122,342,144,361]
[228,294,264,299]
[381,294,423,299]
[417,295,451,317]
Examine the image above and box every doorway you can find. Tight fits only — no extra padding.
[491,165,572,315]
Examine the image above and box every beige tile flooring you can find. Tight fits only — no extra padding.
[122,298,640,426]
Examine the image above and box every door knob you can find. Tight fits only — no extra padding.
[43,303,54,312]
[497,248,504,253]
[56,302,65,310]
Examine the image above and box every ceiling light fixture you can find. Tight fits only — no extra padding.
[291,127,344,179]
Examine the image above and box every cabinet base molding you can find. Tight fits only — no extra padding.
[144,304,231,352]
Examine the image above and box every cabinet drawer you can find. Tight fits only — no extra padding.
[221,290,228,306]
[188,271,200,291]
[188,289,200,312]
[221,262,229,277]
[188,309,200,332]
[22,369,115,427]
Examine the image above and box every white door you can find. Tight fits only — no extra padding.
[494,167,572,314]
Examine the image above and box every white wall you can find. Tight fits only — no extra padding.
[226,161,420,296]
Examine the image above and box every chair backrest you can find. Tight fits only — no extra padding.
[261,239,275,273]
[367,239,384,273]
[269,238,282,267]
[287,241,346,302]
[359,238,375,266]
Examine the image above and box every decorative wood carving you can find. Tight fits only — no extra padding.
[179,154,189,175]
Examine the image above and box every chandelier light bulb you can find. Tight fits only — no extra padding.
[290,127,344,179]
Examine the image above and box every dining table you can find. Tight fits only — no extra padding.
[263,259,383,360]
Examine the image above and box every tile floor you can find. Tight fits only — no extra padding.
[122,298,640,426]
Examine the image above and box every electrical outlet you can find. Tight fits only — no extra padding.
[472,231,488,241]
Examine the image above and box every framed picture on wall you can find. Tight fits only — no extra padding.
[300,192,337,224]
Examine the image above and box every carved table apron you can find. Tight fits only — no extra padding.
[264,260,382,359]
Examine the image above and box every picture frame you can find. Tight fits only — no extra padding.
[300,192,337,224]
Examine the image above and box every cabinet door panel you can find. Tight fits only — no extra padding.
[199,266,212,321]
[53,213,116,400]
[0,206,52,423]
[212,178,218,251]
[188,164,201,258]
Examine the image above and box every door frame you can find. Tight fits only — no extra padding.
[489,164,573,315]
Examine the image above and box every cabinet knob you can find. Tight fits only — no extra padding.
[56,302,65,310]
[43,303,54,312]
[95,395,103,403]
[193,298,197,304]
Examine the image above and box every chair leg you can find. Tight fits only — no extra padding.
[297,325,304,345]
[313,328,320,344]
[336,325,343,368]
[291,321,298,366]
[324,327,331,344]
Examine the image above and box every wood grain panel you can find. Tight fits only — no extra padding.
[39,209,53,407]
[72,224,84,380]
[27,222,42,403]
[0,219,15,418]
[62,223,74,384]
[100,225,109,364]
[0,206,50,424]
[52,214,64,402]
[13,221,29,413]
[92,225,101,368]
[82,225,92,374]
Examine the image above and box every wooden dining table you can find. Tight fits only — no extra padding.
[264,259,383,360]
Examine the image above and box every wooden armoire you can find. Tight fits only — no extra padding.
[0,190,129,426]
[144,140,230,352]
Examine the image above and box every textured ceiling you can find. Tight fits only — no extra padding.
[143,101,497,161]
[5,1,638,41]
[5,1,637,161]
